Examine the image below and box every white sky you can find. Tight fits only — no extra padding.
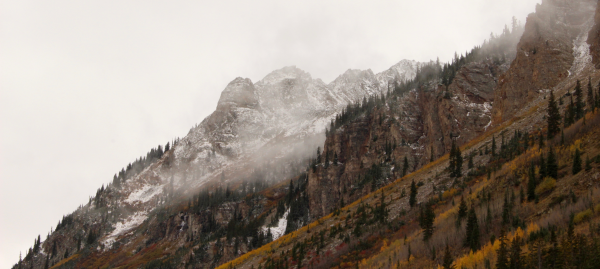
[0,0,540,267]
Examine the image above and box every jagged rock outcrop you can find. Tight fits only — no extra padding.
[492,0,596,124]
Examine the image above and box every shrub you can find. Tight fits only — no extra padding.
[535,177,556,195]
[573,209,593,224]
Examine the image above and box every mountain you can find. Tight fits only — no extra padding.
[13,0,600,268]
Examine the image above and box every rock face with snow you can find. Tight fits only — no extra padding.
[492,0,597,124]
[171,63,421,191]
[307,59,506,219]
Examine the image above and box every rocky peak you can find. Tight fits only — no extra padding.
[255,65,312,86]
[215,77,258,111]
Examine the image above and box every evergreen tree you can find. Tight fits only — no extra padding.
[573,148,582,175]
[575,80,584,119]
[442,245,455,269]
[527,161,536,201]
[496,230,509,269]
[547,90,561,138]
[539,153,547,181]
[464,206,480,251]
[588,78,595,110]
[449,139,462,177]
[586,155,592,172]
[458,196,467,222]
[566,95,575,127]
[409,180,417,208]
[403,156,409,177]
[509,236,523,269]
[547,148,558,179]
[491,136,497,158]
[419,202,435,241]
[468,154,474,169]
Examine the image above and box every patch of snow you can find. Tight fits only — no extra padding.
[263,210,289,241]
[125,184,163,204]
[101,211,148,249]
[569,15,595,76]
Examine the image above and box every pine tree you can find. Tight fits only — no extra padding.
[527,161,536,201]
[442,245,455,269]
[547,90,561,138]
[547,148,558,179]
[430,146,435,162]
[573,148,582,175]
[403,156,409,177]
[409,180,417,208]
[420,202,435,241]
[468,154,474,169]
[588,78,595,110]
[496,230,509,269]
[449,139,462,177]
[509,236,523,269]
[566,95,575,127]
[491,135,497,158]
[464,206,480,251]
[458,196,467,222]
[575,80,584,119]
[539,153,547,181]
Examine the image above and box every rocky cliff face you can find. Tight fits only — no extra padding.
[588,0,600,68]
[492,0,597,124]
[307,59,507,219]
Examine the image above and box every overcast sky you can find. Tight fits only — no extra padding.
[0,0,540,267]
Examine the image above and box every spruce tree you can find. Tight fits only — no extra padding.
[442,245,455,269]
[527,161,536,201]
[458,196,467,222]
[539,153,547,181]
[468,154,474,169]
[420,202,435,241]
[491,136,497,158]
[496,230,509,269]
[566,95,575,127]
[409,180,417,208]
[403,156,409,177]
[509,236,523,269]
[449,140,457,175]
[575,80,584,119]
[573,148,582,175]
[588,78,594,110]
[464,206,480,251]
[547,148,558,179]
[547,90,561,138]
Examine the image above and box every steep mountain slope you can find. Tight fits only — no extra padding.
[14,0,600,268]
[12,60,422,268]
[215,0,600,268]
